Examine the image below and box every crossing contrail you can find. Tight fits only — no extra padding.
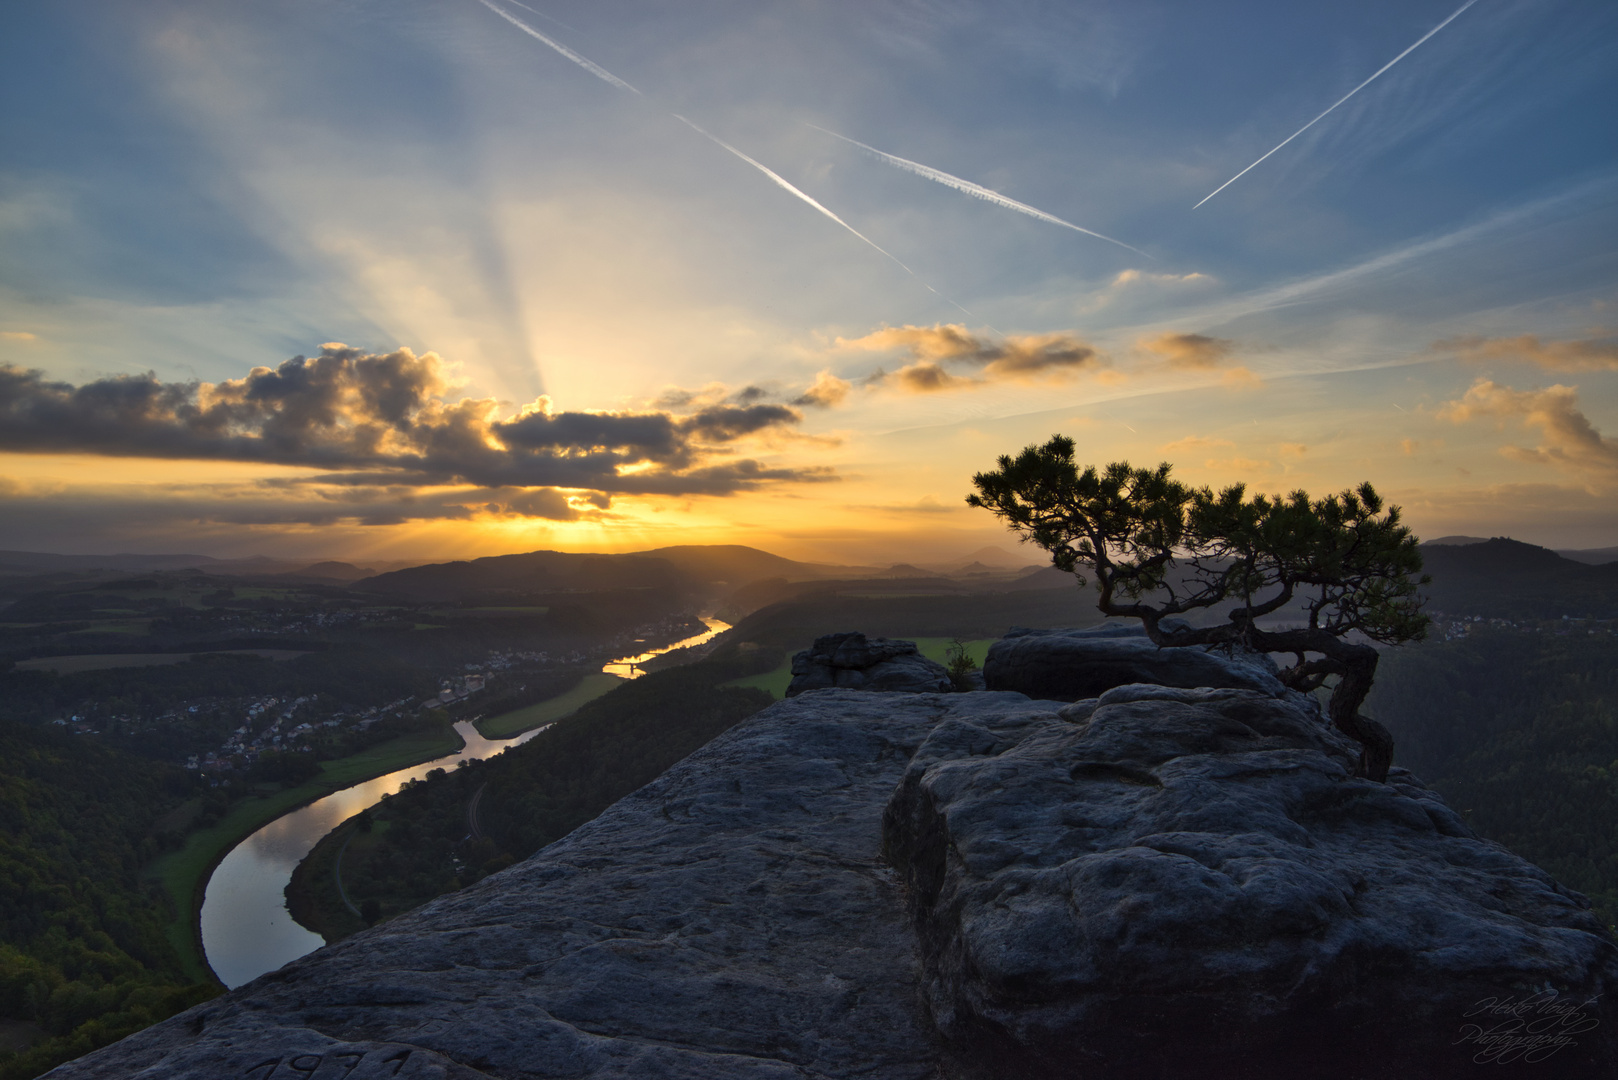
[673,115,914,273]
[1194,0,1479,208]
[474,0,641,95]
[808,125,1147,258]
[502,0,583,37]
[476,0,977,318]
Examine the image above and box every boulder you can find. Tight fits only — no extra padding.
[786,632,952,697]
[883,684,1618,1079]
[983,620,1286,701]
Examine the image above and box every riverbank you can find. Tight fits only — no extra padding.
[474,672,623,738]
[283,674,627,943]
[144,719,464,985]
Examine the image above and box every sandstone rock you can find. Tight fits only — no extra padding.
[50,688,1618,1080]
[786,632,952,697]
[983,620,1286,701]
[48,692,969,1080]
[883,684,1618,1079]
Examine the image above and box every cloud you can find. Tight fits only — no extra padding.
[1158,435,1233,454]
[1135,331,1237,369]
[793,370,852,408]
[0,482,608,541]
[1433,334,1618,371]
[0,344,828,499]
[1438,378,1618,483]
[839,324,1102,391]
[891,361,974,393]
[1111,269,1213,288]
[0,331,37,342]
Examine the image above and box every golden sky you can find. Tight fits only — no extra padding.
[3,1,1616,562]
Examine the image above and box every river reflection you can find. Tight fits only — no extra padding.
[201,616,731,988]
[599,616,728,678]
[199,720,547,988]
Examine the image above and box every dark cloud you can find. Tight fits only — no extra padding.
[0,345,822,497]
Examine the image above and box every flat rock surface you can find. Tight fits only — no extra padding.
[50,693,1013,1080]
[884,685,1618,1079]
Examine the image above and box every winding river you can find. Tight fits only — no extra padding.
[199,618,728,988]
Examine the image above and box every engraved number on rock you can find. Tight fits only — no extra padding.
[243,1050,403,1078]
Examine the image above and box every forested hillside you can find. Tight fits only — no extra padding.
[287,657,776,941]
[1368,628,1618,930]
[0,722,218,1080]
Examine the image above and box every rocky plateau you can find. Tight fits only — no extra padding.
[47,628,1618,1079]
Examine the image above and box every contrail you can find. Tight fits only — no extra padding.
[808,125,1148,258]
[502,0,583,37]
[1194,0,1479,208]
[673,115,915,274]
[476,0,976,319]
[474,0,640,95]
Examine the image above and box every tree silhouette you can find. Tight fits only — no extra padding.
[969,436,1429,781]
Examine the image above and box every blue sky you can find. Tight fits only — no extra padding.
[1,0,1615,560]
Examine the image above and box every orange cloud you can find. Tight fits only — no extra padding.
[1136,331,1237,369]
[892,360,974,393]
[1433,334,1618,371]
[793,370,852,408]
[1438,378,1618,484]
[0,344,828,504]
[839,324,1102,390]
[1158,435,1233,454]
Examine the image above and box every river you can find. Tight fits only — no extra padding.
[199,617,728,988]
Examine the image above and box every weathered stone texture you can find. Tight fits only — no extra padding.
[47,677,1618,1080]
[884,684,1618,1079]
[47,692,970,1080]
[787,633,952,697]
[983,621,1285,701]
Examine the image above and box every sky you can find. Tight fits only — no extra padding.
[1,0,1615,565]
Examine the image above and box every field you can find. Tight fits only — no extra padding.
[474,672,624,738]
[15,649,308,674]
[144,718,464,983]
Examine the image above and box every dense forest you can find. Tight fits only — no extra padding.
[0,721,219,1080]
[288,655,778,940]
[1368,628,1618,930]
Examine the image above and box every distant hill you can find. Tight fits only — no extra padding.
[1421,535,1489,546]
[1558,546,1618,566]
[951,545,1030,568]
[629,545,831,585]
[1419,537,1618,618]
[352,550,694,602]
[0,550,222,574]
[277,561,378,583]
